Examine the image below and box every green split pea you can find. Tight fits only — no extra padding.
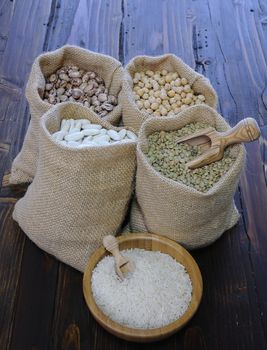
[145,122,236,193]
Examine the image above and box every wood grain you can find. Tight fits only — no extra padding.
[0,0,266,349]
[0,204,25,348]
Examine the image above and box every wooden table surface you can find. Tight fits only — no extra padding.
[1,0,267,349]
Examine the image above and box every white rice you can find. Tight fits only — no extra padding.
[91,248,192,329]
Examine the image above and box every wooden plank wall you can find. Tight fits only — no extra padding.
[0,0,266,349]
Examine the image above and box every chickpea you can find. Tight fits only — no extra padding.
[198,94,205,101]
[165,83,172,91]
[132,68,207,117]
[165,74,173,83]
[160,106,168,116]
[136,100,143,109]
[167,90,175,98]
[151,102,159,110]
[143,100,150,108]
[183,84,191,93]
[137,89,144,97]
[146,70,154,77]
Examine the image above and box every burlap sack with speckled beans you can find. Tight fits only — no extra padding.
[10,45,124,184]
[121,54,217,133]
[133,104,245,249]
[13,103,136,271]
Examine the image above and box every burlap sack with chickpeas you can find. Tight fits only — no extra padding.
[121,54,217,133]
[13,103,136,271]
[10,45,124,185]
[132,104,245,249]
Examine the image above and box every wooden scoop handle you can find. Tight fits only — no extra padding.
[222,118,260,147]
[103,235,129,280]
[103,235,120,256]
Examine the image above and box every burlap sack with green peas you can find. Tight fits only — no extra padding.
[121,54,217,133]
[133,104,245,249]
[13,102,136,271]
[10,45,124,185]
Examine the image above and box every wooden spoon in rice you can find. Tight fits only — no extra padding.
[103,235,135,280]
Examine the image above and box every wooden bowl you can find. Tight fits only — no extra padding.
[83,233,203,343]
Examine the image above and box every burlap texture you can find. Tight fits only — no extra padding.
[10,45,124,184]
[13,102,136,271]
[121,54,218,133]
[128,197,147,233]
[134,104,245,249]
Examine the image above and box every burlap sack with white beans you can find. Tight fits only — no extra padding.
[10,45,124,184]
[133,104,245,249]
[121,54,217,133]
[13,103,136,271]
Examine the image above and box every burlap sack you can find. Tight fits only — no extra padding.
[121,54,218,133]
[134,104,245,249]
[10,45,124,184]
[128,197,147,233]
[13,102,136,271]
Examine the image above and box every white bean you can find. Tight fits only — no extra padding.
[69,119,76,131]
[93,135,110,143]
[107,129,120,141]
[126,130,137,140]
[118,129,127,139]
[81,120,91,129]
[74,120,82,130]
[67,141,82,147]
[86,141,99,147]
[52,131,66,141]
[61,119,70,133]
[64,131,84,141]
[54,118,136,148]
[82,136,93,143]
[99,129,107,135]
[82,123,102,130]
[82,129,101,136]
[95,139,110,146]
[68,128,80,134]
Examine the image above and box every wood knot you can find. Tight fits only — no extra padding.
[62,323,80,350]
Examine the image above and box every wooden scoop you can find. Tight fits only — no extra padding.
[177,117,260,169]
[103,235,135,280]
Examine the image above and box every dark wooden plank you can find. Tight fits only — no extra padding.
[123,0,195,64]
[202,0,267,125]
[0,1,61,350]
[46,0,123,59]
[122,0,267,349]
[49,266,90,350]
[10,239,59,350]
[239,140,267,333]
[0,204,25,348]
[0,0,15,61]
[0,0,267,349]
[0,0,53,194]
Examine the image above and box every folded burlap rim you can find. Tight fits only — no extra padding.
[137,104,245,196]
[26,45,124,124]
